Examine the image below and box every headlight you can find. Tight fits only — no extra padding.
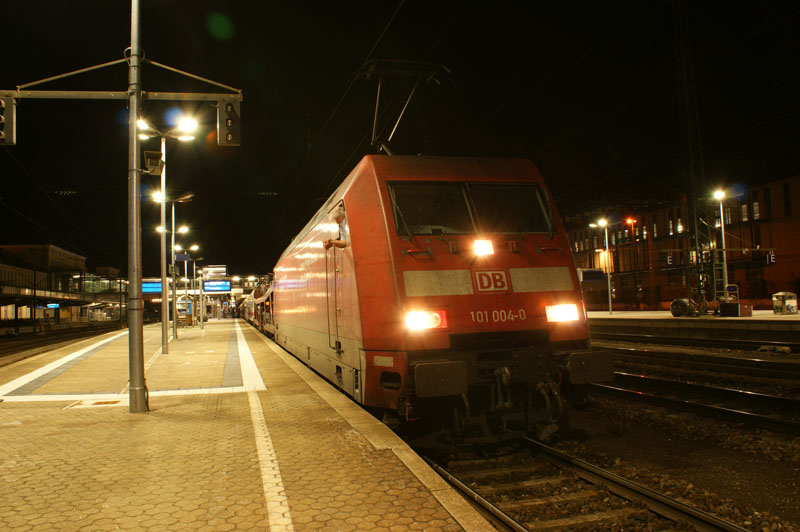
[545,303,579,322]
[473,239,494,256]
[405,309,449,330]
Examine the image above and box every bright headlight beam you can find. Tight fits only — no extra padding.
[545,304,579,322]
[405,310,448,330]
[473,239,494,256]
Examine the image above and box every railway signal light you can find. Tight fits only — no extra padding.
[0,97,16,145]
[216,99,241,146]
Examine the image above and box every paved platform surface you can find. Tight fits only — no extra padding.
[0,319,493,532]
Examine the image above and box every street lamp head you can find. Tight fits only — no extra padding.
[597,219,608,228]
[189,244,199,251]
[176,135,195,142]
[713,189,725,201]
[174,244,183,251]
[177,117,198,133]
[152,191,165,203]
[589,223,598,228]
[137,119,151,131]
[178,226,189,234]
[626,218,636,224]
[175,191,195,203]
[156,226,166,233]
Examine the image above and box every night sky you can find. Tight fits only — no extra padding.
[2,1,798,277]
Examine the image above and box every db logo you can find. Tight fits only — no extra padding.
[474,270,509,292]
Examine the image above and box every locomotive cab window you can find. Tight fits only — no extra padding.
[389,182,473,235]
[469,183,553,234]
[388,181,554,235]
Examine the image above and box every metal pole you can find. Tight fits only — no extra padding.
[719,200,729,297]
[192,261,196,326]
[605,226,613,315]
[184,259,189,324]
[200,269,204,330]
[160,135,169,354]
[127,0,148,413]
[171,202,178,339]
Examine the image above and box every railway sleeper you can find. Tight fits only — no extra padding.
[495,488,602,511]
[477,475,569,495]
[525,507,641,531]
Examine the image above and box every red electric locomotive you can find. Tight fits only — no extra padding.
[270,155,611,440]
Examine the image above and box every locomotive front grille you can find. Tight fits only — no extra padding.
[449,329,549,351]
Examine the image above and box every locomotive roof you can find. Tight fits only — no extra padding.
[275,155,547,266]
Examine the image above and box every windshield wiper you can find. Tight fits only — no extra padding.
[390,191,413,238]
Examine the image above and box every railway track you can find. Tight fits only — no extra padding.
[0,323,124,367]
[591,372,800,434]
[592,332,799,353]
[608,346,800,380]
[425,439,748,531]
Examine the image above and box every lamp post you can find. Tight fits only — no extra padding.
[713,189,729,300]
[154,191,193,342]
[139,116,196,353]
[191,256,204,329]
[627,217,639,309]
[591,219,613,314]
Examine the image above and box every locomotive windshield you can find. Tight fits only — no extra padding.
[388,181,554,235]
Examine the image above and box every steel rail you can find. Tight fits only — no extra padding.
[422,457,527,532]
[524,438,750,532]
[591,382,800,434]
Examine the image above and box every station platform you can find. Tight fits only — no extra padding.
[0,320,493,532]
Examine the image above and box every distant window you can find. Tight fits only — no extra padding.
[753,202,760,220]
[593,235,598,249]
[724,207,731,225]
[714,213,721,228]
[634,226,640,238]
[741,204,748,222]
[669,219,674,235]
[579,240,584,251]
[784,183,791,216]
[677,218,684,233]
[652,223,657,238]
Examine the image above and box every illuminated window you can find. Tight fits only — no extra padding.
[753,201,760,220]
[724,207,731,225]
[652,223,657,238]
[669,220,674,235]
[677,218,684,233]
[741,204,748,222]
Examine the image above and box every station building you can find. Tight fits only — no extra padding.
[566,175,800,310]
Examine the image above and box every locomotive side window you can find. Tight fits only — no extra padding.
[469,183,554,234]
[389,182,474,235]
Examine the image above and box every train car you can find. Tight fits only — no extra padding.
[270,155,612,441]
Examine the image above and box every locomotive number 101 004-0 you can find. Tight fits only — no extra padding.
[469,309,527,323]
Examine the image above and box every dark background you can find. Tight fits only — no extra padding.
[2,1,798,276]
